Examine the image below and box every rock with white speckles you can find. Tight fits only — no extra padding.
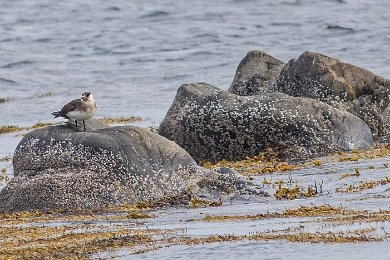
[0,125,267,212]
[275,51,390,137]
[159,83,373,163]
[194,167,269,201]
[228,50,285,96]
[1,125,199,212]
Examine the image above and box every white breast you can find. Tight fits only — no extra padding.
[67,97,96,120]
[67,109,95,120]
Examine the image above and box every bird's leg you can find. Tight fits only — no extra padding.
[83,121,86,132]
[75,120,78,131]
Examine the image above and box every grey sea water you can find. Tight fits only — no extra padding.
[1,0,390,127]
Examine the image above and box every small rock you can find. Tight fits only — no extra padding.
[228,50,285,96]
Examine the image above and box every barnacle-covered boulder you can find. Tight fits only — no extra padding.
[0,124,266,212]
[275,51,390,137]
[228,50,284,96]
[159,83,373,163]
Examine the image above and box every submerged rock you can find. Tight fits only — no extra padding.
[228,50,284,96]
[159,83,373,163]
[275,51,390,137]
[0,124,265,212]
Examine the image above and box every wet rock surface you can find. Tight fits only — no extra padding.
[0,124,266,212]
[159,83,373,163]
[195,167,268,201]
[275,51,390,137]
[228,50,285,96]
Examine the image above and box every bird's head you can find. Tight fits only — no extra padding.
[81,91,93,101]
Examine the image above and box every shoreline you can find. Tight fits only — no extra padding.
[1,150,390,257]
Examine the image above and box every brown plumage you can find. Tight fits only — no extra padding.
[52,99,81,119]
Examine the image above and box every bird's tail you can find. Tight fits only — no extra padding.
[52,111,61,118]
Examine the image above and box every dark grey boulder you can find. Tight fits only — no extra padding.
[0,124,265,212]
[228,50,285,96]
[159,83,373,163]
[275,51,390,137]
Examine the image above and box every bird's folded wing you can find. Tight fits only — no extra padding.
[60,99,81,115]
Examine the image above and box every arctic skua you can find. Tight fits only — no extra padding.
[52,91,97,131]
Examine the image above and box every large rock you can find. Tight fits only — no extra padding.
[275,51,390,137]
[0,124,265,212]
[159,83,373,163]
[228,50,285,96]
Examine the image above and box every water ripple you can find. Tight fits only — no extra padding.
[0,0,389,127]
[326,24,355,33]
[0,77,16,84]
[139,11,170,19]
[106,6,121,11]
[35,38,51,43]
[2,60,34,69]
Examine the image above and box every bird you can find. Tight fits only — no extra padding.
[52,91,97,131]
